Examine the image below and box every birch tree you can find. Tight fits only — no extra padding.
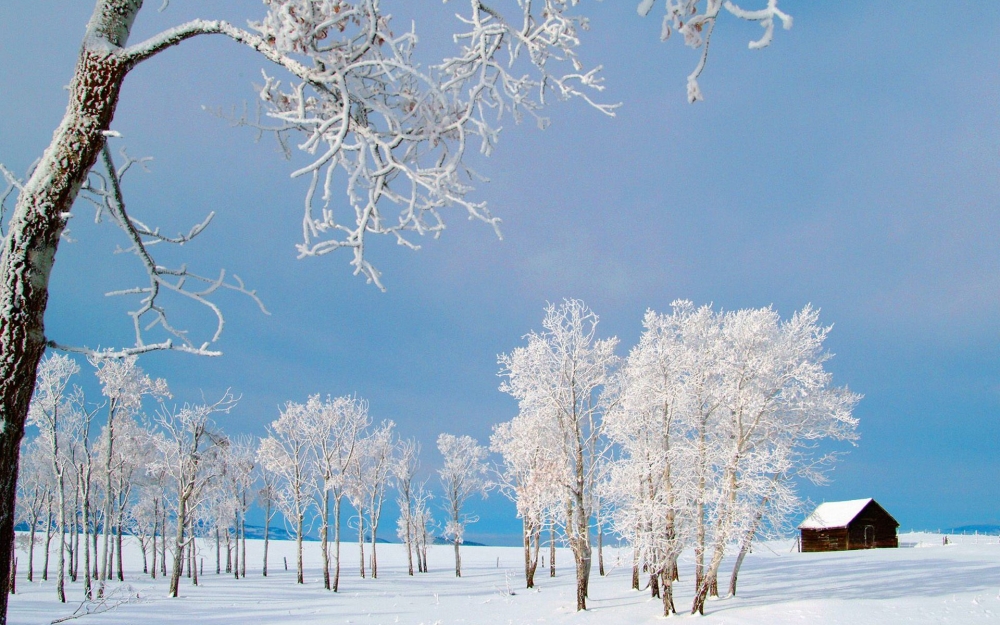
[393,439,421,577]
[302,394,368,591]
[26,354,80,602]
[437,433,489,578]
[257,401,315,585]
[499,300,619,610]
[0,3,791,620]
[151,394,235,597]
[491,412,563,588]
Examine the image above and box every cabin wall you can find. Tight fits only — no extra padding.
[801,528,849,552]
[845,504,899,549]
[846,521,898,549]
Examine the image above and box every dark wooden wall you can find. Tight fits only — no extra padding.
[801,528,849,552]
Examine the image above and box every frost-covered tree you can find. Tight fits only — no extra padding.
[689,305,858,614]
[257,401,315,585]
[393,439,421,577]
[0,2,792,618]
[301,394,368,591]
[26,354,80,603]
[150,394,234,597]
[604,301,859,617]
[499,300,619,610]
[412,483,435,574]
[14,439,49,585]
[255,462,280,578]
[90,355,168,594]
[491,412,563,588]
[604,303,710,615]
[351,421,396,579]
[436,433,489,578]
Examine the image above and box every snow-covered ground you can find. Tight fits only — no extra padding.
[7,533,1000,624]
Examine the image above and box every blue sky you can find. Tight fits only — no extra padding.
[1,2,998,543]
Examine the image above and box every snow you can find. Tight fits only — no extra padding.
[799,498,874,529]
[8,533,1000,624]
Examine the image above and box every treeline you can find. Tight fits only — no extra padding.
[11,298,859,619]
[11,355,489,603]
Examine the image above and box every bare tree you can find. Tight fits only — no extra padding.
[499,300,619,610]
[302,395,368,591]
[394,439,421,577]
[255,462,279,578]
[27,354,80,602]
[437,434,489,578]
[492,412,563,589]
[150,394,235,597]
[257,401,315,585]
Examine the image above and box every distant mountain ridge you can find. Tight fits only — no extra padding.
[942,525,1000,535]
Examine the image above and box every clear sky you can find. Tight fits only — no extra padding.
[1,2,998,543]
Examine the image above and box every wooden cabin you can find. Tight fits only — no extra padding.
[798,498,899,552]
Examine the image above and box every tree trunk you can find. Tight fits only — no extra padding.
[43,501,53,582]
[240,514,246,578]
[92,523,99,580]
[453,538,461,577]
[0,3,141,618]
[332,497,341,591]
[660,568,676,617]
[357,515,365,579]
[190,533,198,587]
[159,510,166,577]
[262,505,270,578]
[549,524,556,578]
[597,529,604,577]
[150,504,157,581]
[522,520,533,588]
[27,522,36,583]
[728,539,750,598]
[321,492,330,590]
[232,512,239,580]
[116,523,124,581]
[169,498,186,597]
[296,514,304,584]
[83,493,92,598]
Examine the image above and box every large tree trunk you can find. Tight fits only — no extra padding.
[453,538,461,577]
[0,3,140,620]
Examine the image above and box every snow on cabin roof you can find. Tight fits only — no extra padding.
[798,498,874,530]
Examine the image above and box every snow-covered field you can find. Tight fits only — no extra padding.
[7,533,1000,624]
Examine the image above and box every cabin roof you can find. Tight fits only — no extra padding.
[799,498,878,530]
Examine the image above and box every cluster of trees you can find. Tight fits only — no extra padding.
[10,297,858,620]
[11,356,491,606]
[493,300,859,616]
